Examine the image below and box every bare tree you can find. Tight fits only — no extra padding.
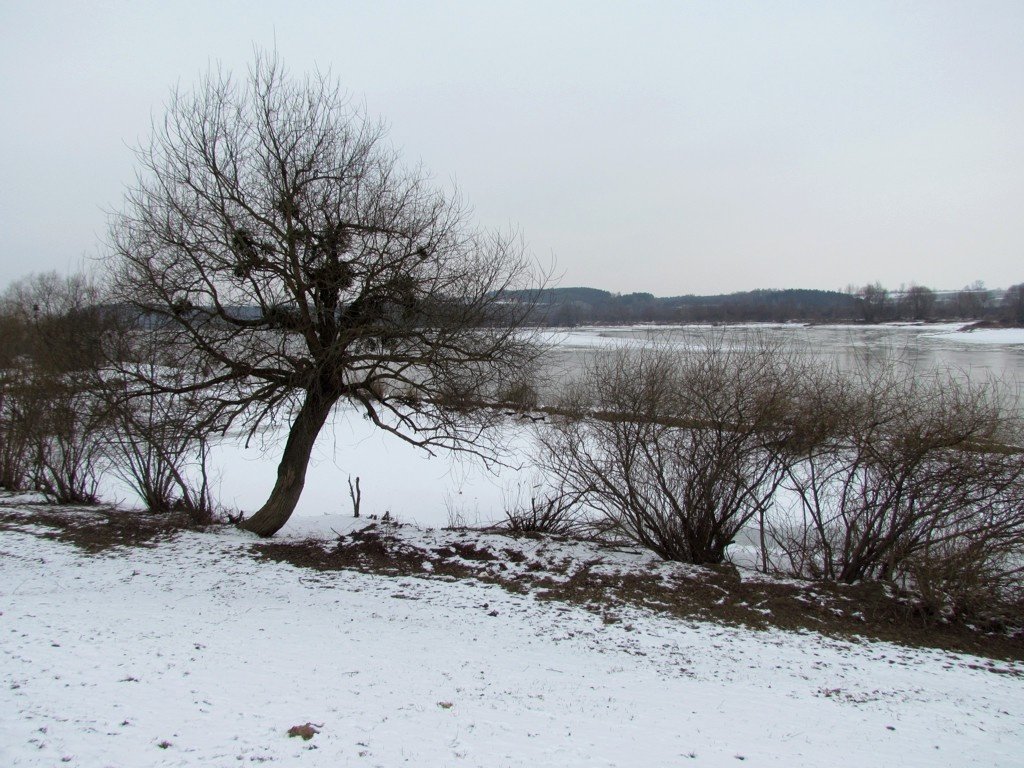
[538,337,809,564]
[859,282,889,323]
[955,281,987,320]
[106,53,542,536]
[902,284,936,321]
[347,475,361,518]
[1004,283,1024,325]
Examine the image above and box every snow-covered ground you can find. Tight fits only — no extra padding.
[2,508,1022,767]
[128,407,530,531]
[5,323,1024,766]
[927,326,1024,345]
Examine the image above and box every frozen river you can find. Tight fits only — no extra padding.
[539,323,1024,392]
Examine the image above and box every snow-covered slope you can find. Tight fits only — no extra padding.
[2,510,1021,767]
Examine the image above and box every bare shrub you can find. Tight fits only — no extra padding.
[0,273,112,503]
[765,360,1024,621]
[30,383,109,504]
[903,519,1024,625]
[0,308,34,489]
[538,336,811,564]
[501,476,584,535]
[502,493,581,535]
[104,391,216,522]
[0,372,38,491]
[498,379,540,411]
[100,325,225,523]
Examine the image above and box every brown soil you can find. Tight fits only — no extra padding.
[0,504,196,553]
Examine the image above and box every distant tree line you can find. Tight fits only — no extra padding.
[852,281,1023,324]
[509,282,1024,326]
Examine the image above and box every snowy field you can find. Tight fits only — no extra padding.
[931,326,1024,345]
[2,509,1022,767]
[131,406,532,531]
[4,323,1024,766]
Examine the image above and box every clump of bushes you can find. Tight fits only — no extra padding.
[537,337,808,562]
[766,362,1024,624]
[0,272,219,523]
[500,476,583,536]
[534,335,1024,626]
[0,273,111,503]
[498,379,540,411]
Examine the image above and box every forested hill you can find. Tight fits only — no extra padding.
[506,287,863,325]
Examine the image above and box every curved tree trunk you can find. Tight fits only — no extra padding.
[239,390,338,537]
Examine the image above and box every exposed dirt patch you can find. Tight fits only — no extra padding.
[0,504,195,553]
[259,534,477,582]
[530,566,1024,662]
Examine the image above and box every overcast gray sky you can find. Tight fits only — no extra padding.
[1,1,1021,295]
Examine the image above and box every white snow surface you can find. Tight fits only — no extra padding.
[2,508,1023,767]
[105,406,531,531]
[926,327,1024,345]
